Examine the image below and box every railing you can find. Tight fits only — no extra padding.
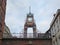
[3,33,51,39]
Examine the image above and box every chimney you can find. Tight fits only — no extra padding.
[53,14,56,17]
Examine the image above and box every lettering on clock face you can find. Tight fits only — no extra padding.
[28,18,32,22]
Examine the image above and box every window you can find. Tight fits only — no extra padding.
[0,23,2,31]
[54,23,55,28]
[59,36,60,39]
[49,31,50,33]
[56,19,58,24]
[28,40,32,45]
[0,15,2,31]
[53,41,55,45]
[52,28,54,35]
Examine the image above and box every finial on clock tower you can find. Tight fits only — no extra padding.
[29,6,31,13]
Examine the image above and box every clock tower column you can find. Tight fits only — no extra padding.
[24,7,37,38]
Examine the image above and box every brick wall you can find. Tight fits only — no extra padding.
[0,0,7,44]
[0,0,6,37]
[2,38,52,45]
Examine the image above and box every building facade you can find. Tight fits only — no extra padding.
[0,0,7,44]
[50,9,60,45]
[0,0,7,38]
[2,38,52,45]
[44,29,51,39]
[0,0,52,45]
[3,24,12,38]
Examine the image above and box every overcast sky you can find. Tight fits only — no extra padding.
[5,0,60,33]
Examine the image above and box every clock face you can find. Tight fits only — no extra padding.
[28,18,32,22]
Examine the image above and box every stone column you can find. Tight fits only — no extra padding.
[33,26,36,38]
[24,26,27,38]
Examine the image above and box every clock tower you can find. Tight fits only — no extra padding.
[24,7,37,38]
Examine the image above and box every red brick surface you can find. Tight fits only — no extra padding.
[2,38,52,45]
[0,0,6,45]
